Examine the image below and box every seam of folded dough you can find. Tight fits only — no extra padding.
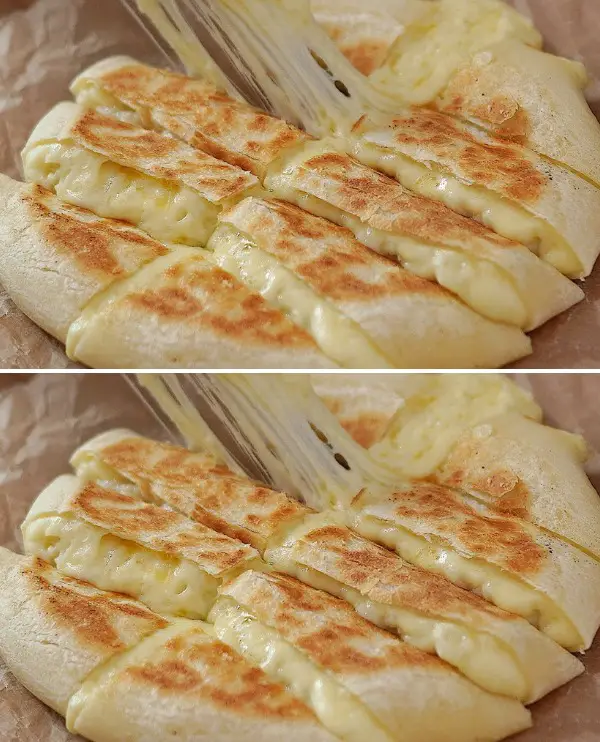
[208,223,395,368]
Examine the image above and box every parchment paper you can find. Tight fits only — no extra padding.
[1,0,600,368]
[0,372,600,741]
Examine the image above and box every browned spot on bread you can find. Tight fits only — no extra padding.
[232,572,441,675]
[126,627,315,719]
[25,186,167,276]
[295,525,509,620]
[71,109,256,201]
[70,482,257,573]
[341,40,391,76]
[290,148,520,251]
[97,63,309,176]
[88,436,308,550]
[389,107,543,202]
[389,481,545,574]
[25,558,167,651]
[122,256,317,348]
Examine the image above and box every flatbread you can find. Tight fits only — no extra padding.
[21,101,259,246]
[213,196,533,368]
[0,174,170,343]
[71,56,310,178]
[265,140,582,328]
[351,107,600,278]
[212,570,532,742]
[64,248,335,368]
[437,40,600,188]
[0,549,333,742]
[351,480,600,651]
[265,514,582,702]
[22,474,263,618]
[437,412,600,561]
[71,429,311,552]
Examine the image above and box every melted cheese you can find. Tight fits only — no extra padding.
[22,141,220,246]
[350,138,579,276]
[208,225,393,368]
[266,165,528,326]
[73,83,146,126]
[269,556,527,700]
[370,0,542,104]
[371,375,542,476]
[351,513,580,650]
[210,598,394,742]
[22,514,218,619]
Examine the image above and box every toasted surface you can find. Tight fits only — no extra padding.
[70,620,336,742]
[437,40,600,188]
[71,56,310,178]
[438,412,600,561]
[72,431,311,551]
[27,475,260,577]
[353,107,600,277]
[66,249,335,368]
[311,374,406,448]
[219,570,531,742]
[0,174,169,342]
[266,516,583,702]
[0,548,167,716]
[26,101,258,204]
[217,197,532,368]
[353,481,600,649]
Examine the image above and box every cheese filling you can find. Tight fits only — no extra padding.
[370,376,541,477]
[208,225,393,368]
[72,83,146,127]
[268,556,527,700]
[22,514,218,619]
[350,138,580,277]
[210,598,394,742]
[350,513,580,650]
[22,141,220,246]
[265,168,528,327]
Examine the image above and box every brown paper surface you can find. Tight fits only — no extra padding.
[0,372,599,741]
[1,0,600,368]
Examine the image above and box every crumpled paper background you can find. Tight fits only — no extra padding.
[1,0,600,368]
[1,372,600,741]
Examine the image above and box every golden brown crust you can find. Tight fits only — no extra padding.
[375,107,545,203]
[25,557,168,652]
[70,482,259,574]
[125,627,316,720]
[223,570,439,674]
[87,61,309,177]
[386,481,545,575]
[77,435,309,551]
[71,109,258,202]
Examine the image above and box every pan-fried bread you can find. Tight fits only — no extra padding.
[310,374,407,448]
[437,412,600,561]
[0,549,335,742]
[71,56,311,178]
[350,481,600,651]
[311,0,429,76]
[0,548,168,716]
[72,430,311,552]
[265,140,581,328]
[370,0,542,105]
[212,196,531,367]
[211,570,532,742]
[22,101,259,246]
[65,249,335,368]
[350,108,600,278]
[370,373,542,476]
[265,513,582,702]
[436,41,600,188]
[0,174,170,343]
[22,475,263,618]
[69,619,336,742]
